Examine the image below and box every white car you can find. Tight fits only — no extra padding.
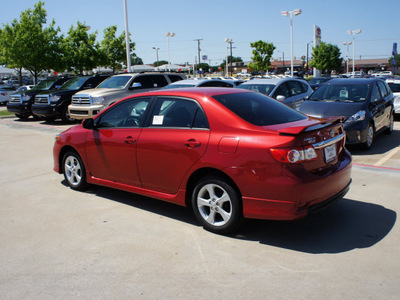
[238,78,313,110]
[0,85,17,105]
[386,79,400,114]
[163,78,235,89]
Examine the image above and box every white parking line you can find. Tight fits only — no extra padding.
[374,146,400,167]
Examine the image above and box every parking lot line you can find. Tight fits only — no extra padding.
[374,146,400,167]
[353,162,400,172]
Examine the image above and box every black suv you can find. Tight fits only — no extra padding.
[7,77,70,120]
[32,75,109,123]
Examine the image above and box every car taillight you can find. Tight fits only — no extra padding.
[270,146,317,163]
[0,93,6,96]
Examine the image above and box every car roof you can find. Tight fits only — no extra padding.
[137,87,250,98]
[240,78,302,85]
[326,78,384,85]
[168,79,229,86]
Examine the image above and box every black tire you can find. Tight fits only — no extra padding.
[44,116,55,122]
[62,151,87,191]
[384,111,394,135]
[191,176,243,234]
[15,113,30,120]
[362,123,374,150]
[61,105,76,123]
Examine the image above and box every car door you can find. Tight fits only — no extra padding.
[137,97,210,194]
[85,97,151,186]
[374,81,390,131]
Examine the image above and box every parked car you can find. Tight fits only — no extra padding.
[308,77,333,90]
[7,77,70,120]
[386,79,400,114]
[0,86,17,105]
[238,78,313,109]
[163,78,235,89]
[299,78,394,150]
[16,85,34,92]
[53,88,352,234]
[69,72,185,120]
[32,75,109,123]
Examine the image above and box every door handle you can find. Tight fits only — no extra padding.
[123,136,136,144]
[184,139,201,148]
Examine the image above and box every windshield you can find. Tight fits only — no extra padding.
[309,78,330,84]
[31,79,57,91]
[58,77,89,91]
[213,92,307,126]
[309,83,370,102]
[239,84,275,95]
[97,76,131,89]
[388,83,400,93]
[163,84,196,89]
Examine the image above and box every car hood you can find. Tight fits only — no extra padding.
[74,88,124,97]
[37,89,79,97]
[299,100,366,119]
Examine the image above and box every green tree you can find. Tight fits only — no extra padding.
[310,42,342,74]
[0,1,64,83]
[388,54,400,68]
[248,40,276,74]
[62,21,100,75]
[100,25,126,72]
[131,55,143,66]
[220,56,243,72]
[154,60,168,67]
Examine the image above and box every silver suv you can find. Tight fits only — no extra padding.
[69,72,186,119]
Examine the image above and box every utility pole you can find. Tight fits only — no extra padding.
[194,39,203,65]
[228,40,234,76]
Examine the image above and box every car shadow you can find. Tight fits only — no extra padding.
[61,180,396,254]
[347,128,400,155]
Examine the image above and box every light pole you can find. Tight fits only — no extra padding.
[281,9,302,77]
[123,0,131,72]
[306,41,313,75]
[165,32,175,71]
[346,29,361,75]
[224,38,232,77]
[343,41,352,75]
[152,47,159,68]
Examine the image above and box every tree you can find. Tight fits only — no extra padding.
[220,56,243,72]
[248,40,276,74]
[310,42,342,75]
[131,55,143,66]
[62,21,100,75]
[100,25,126,73]
[154,60,168,67]
[0,1,64,83]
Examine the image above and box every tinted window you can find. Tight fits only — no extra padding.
[150,98,200,128]
[200,81,233,87]
[168,75,184,83]
[240,84,275,95]
[97,98,150,128]
[273,82,290,98]
[83,76,108,89]
[300,81,309,93]
[213,92,307,126]
[370,83,381,101]
[133,75,168,88]
[388,83,400,93]
[377,81,388,97]
[287,81,304,96]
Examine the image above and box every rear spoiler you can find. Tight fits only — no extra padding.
[277,116,345,135]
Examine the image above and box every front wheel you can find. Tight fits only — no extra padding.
[62,151,87,191]
[363,123,374,150]
[192,176,242,234]
[384,111,394,135]
[61,106,76,123]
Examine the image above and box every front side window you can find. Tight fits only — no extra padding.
[273,82,290,98]
[287,81,304,96]
[213,92,307,126]
[377,81,388,97]
[96,98,150,128]
[150,97,207,128]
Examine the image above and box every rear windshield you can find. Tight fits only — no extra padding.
[213,92,307,126]
[388,83,400,93]
[97,76,131,89]
[239,84,275,95]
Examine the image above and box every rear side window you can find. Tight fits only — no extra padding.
[213,92,307,126]
[388,83,400,93]
[133,75,168,88]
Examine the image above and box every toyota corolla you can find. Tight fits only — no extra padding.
[53,88,352,234]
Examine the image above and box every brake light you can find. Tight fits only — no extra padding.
[0,93,6,96]
[270,146,317,163]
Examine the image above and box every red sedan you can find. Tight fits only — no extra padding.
[53,88,352,234]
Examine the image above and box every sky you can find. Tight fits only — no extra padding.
[1,0,400,66]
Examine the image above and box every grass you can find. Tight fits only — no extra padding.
[0,109,14,117]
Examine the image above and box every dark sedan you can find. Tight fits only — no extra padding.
[299,78,394,150]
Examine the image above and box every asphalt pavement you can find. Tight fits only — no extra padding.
[0,113,399,299]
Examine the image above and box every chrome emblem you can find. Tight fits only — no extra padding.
[330,129,335,138]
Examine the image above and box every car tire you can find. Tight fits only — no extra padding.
[15,113,30,120]
[191,176,243,234]
[363,123,375,150]
[384,111,394,135]
[61,106,76,124]
[44,116,55,122]
[62,151,87,191]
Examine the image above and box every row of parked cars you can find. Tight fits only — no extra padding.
[6,72,399,151]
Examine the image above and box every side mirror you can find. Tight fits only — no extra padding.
[276,95,286,101]
[82,118,96,130]
[129,82,142,90]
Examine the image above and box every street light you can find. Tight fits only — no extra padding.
[281,8,302,77]
[343,41,352,75]
[224,38,232,77]
[346,29,361,75]
[165,32,175,71]
[152,47,160,67]
[306,41,313,75]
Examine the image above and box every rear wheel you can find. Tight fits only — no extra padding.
[192,176,242,234]
[62,151,87,191]
[15,113,30,120]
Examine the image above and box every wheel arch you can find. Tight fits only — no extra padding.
[58,145,82,174]
[185,167,242,208]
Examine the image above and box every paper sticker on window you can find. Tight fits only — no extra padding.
[152,115,164,125]
[340,88,348,98]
